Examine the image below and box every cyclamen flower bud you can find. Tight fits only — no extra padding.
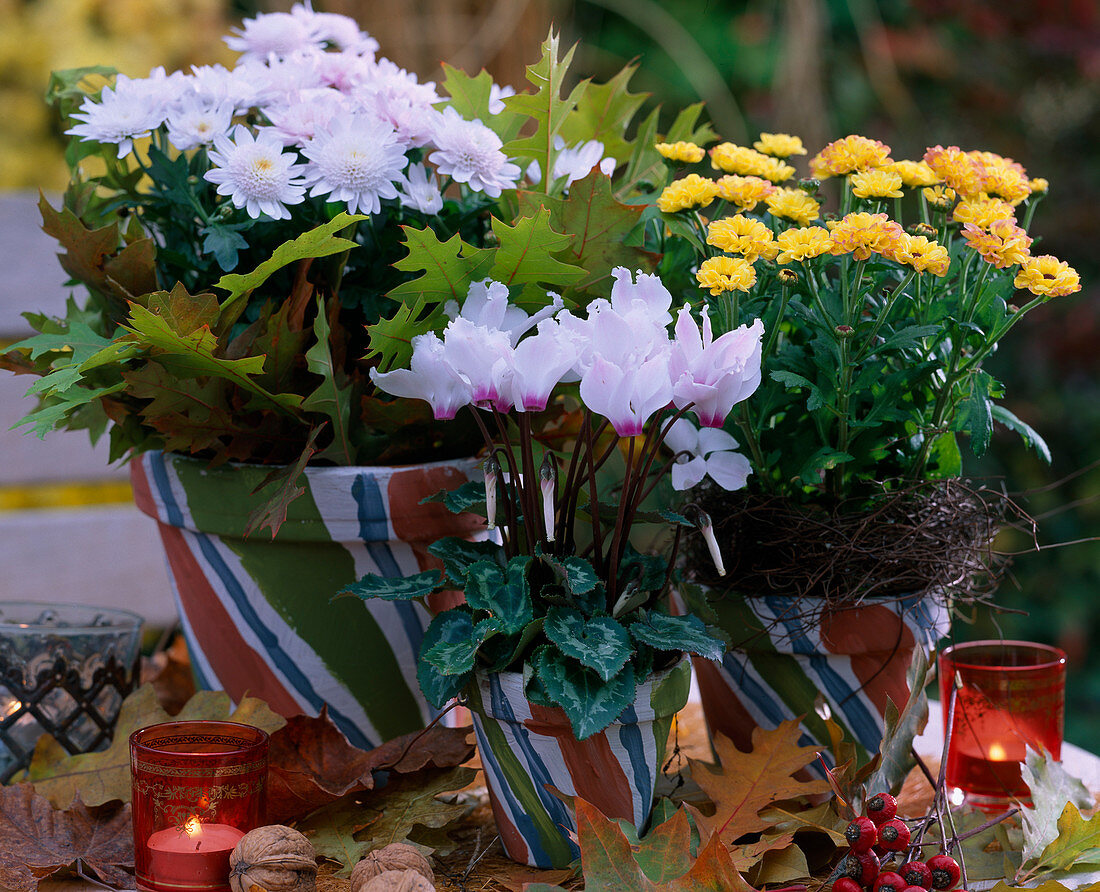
[483,456,500,530]
[539,456,556,542]
[692,508,725,576]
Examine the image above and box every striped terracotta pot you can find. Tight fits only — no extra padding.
[130,450,483,750]
[469,659,691,868]
[693,593,949,769]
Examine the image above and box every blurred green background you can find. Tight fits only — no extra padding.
[2,0,1096,741]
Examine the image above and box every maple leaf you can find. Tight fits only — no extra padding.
[244,424,324,538]
[1020,748,1094,866]
[1023,802,1100,878]
[23,686,285,808]
[0,786,132,892]
[440,64,525,143]
[299,766,477,875]
[388,226,494,307]
[302,298,356,465]
[124,362,235,456]
[487,208,585,290]
[688,722,831,846]
[143,282,221,334]
[558,63,648,164]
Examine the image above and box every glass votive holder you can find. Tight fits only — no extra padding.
[131,721,269,892]
[939,639,1067,810]
[0,601,143,782]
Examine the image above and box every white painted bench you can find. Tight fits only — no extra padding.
[0,192,177,627]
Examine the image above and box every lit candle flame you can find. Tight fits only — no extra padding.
[987,742,1008,761]
[183,816,202,837]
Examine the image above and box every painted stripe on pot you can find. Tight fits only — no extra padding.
[714,651,823,752]
[614,705,652,827]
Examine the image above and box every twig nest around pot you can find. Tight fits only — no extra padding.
[358,870,435,892]
[229,825,318,892]
[350,844,434,889]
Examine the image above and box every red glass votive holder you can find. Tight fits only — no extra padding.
[939,640,1066,809]
[131,721,268,892]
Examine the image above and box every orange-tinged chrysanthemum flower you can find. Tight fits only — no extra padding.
[961,218,1033,268]
[851,169,904,199]
[710,143,796,182]
[776,226,834,264]
[893,234,951,276]
[696,255,757,295]
[656,173,718,212]
[753,132,807,158]
[923,145,984,198]
[1013,254,1081,297]
[656,141,706,163]
[953,197,1016,229]
[827,212,904,260]
[765,188,821,226]
[706,214,779,261]
[714,174,776,210]
[809,135,892,178]
[890,160,940,188]
[1029,177,1049,194]
[979,164,1031,205]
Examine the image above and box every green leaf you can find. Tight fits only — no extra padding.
[503,29,588,182]
[363,300,448,373]
[535,647,636,740]
[628,611,724,661]
[464,558,533,634]
[11,382,126,438]
[487,209,586,289]
[544,608,632,682]
[388,226,495,306]
[866,644,932,796]
[422,611,493,676]
[959,370,994,456]
[428,537,503,586]
[339,570,443,602]
[559,63,648,164]
[201,224,248,271]
[417,612,475,708]
[1021,749,1095,865]
[536,550,600,596]
[992,404,1052,463]
[420,479,487,514]
[440,64,524,143]
[302,298,355,464]
[214,213,366,315]
[123,363,233,455]
[244,425,325,538]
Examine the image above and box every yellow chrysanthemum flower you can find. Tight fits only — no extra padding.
[655,141,706,164]
[696,255,757,295]
[979,164,1031,205]
[923,145,984,198]
[710,143,796,182]
[1013,254,1081,297]
[809,135,892,178]
[776,226,834,264]
[953,197,1017,229]
[714,174,776,210]
[765,188,821,226]
[1029,177,1049,194]
[922,185,957,209]
[893,234,951,277]
[961,219,1033,268]
[656,173,719,213]
[753,132,807,158]
[850,169,905,200]
[827,212,904,260]
[706,214,779,262]
[890,160,940,188]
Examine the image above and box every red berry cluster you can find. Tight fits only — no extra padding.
[833,793,962,892]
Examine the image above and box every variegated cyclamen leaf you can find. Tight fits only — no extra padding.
[339,570,442,602]
[464,558,533,634]
[536,550,600,596]
[543,607,631,682]
[427,538,503,586]
[629,611,724,661]
[535,648,635,740]
[422,613,497,676]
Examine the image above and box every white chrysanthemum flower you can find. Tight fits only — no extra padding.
[264,88,349,146]
[488,83,516,115]
[187,64,266,113]
[428,106,520,198]
[398,163,443,214]
[225,11,320,61]
[301,116,407,214]
[290,1,378,54]
[246,52,325,102]
[166,97,234,151]
[204,124,307,220]
[66,74,169,159]
[313,49,374,92]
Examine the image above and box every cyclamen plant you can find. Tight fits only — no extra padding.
[343,269,764,738]
[651,133,1082,500]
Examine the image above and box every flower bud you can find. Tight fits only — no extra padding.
[908,222,937,238]
[539,455,556,542]
[689,507,725,576]
[483,456,500,530]
[798,177,821,194]
[835,324,855,339]
[778,269,799,286]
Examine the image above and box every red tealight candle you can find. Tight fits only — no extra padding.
[146,817,245,892]
[131,721,268,892]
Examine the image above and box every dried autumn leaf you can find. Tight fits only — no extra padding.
[688,721,831,846]
[23,685,285,808]
[0,786,132,892]
[1024,802,1100,878]
[140,633,197,715]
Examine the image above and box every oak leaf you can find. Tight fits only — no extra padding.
[0,786,132,892]
[688,721,831,846]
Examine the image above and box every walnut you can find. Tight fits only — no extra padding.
[228,825,318,892]
[360,870,435,892]
[350,843,434,889]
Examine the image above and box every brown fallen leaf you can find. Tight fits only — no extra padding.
[140,632,196,715]
[23,685,286,808]
[367,725,476,775]
[689,720,831,847]
[0,785,132,892]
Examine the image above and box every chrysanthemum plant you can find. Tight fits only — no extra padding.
[653,133,1080,500]
[3,9,713,529]
[341,269,762,738]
